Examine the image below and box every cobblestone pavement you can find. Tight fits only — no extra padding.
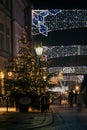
[33,105,87,130]
[0,111,53,130]
[49,105,87,130]
[0,105,87,130]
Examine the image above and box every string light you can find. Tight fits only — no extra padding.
[32,9,87,36]
[44,45,87,59]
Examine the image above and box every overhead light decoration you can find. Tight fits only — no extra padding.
[39,24,48,36]
[32,10,87,81]
[44,45,87,59]
[48,66,87,75]
[32,9,87,36]
[63,67,75,73]
[49,9,61,15]
[32,9,61,36]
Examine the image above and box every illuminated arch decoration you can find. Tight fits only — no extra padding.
[32,9,87,36]
[43,45,87,81]
[48,66,86,82]
[32,10,87,80]
[44,45,87,59]
[48,66,87,75]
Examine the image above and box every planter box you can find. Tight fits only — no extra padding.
[17,96,31,112]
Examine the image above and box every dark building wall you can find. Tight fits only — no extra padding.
[24,1,33,40]
[12,0,28,56]
[0,0,30,68]
[0,0,12,70]
[0,0,32,95]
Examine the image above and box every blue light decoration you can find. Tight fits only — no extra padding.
[32,10,49,36]
[49,9,61,15]
[39,11,49,17]
[38,11,49,22]
[39,24,48,36]
[38,15,43,22]
[32,9,61,36]
[32,17,38,27]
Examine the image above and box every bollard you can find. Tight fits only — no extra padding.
[77,103,82,111]
[6,96,8,112]
[77,93,83,112]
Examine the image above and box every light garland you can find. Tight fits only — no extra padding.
[44,45,87,59]
[32,9,87,36]
[48,66,87,74]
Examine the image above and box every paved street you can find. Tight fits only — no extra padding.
[50,104,87,130]
[0,110,53,130]
[32,104,87,130]
[0,105,87,130]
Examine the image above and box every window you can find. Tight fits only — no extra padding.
[6,27,10,52]
[4,0,10,10]
[0,23,4,50]
[0,0,3,4]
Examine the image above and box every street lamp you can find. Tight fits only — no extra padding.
[35,43,43,111]
[6,71,14,112]
[35,45,43,56]
[0,71,9,112]
[0,71,5,95]
[75,80,80,94]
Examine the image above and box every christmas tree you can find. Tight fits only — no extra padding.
[5,27,50,111]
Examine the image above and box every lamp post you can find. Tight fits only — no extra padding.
[0,71,5,95]
[35,45,43,56]
[75,80,80,94]
[35,44,43,111]
[6,71,14,112]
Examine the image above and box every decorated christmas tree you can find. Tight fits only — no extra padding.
[5,27,50,112]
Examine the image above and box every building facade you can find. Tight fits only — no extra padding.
[0,0,31,96]
[0,0,12,71]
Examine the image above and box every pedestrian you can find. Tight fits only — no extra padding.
[80,74,87,106]
[58,94,62,105]
[77,93,83,111]
[68,89,74,107]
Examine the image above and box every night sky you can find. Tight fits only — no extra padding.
[32,0,87,9]
[34,28,87,46]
